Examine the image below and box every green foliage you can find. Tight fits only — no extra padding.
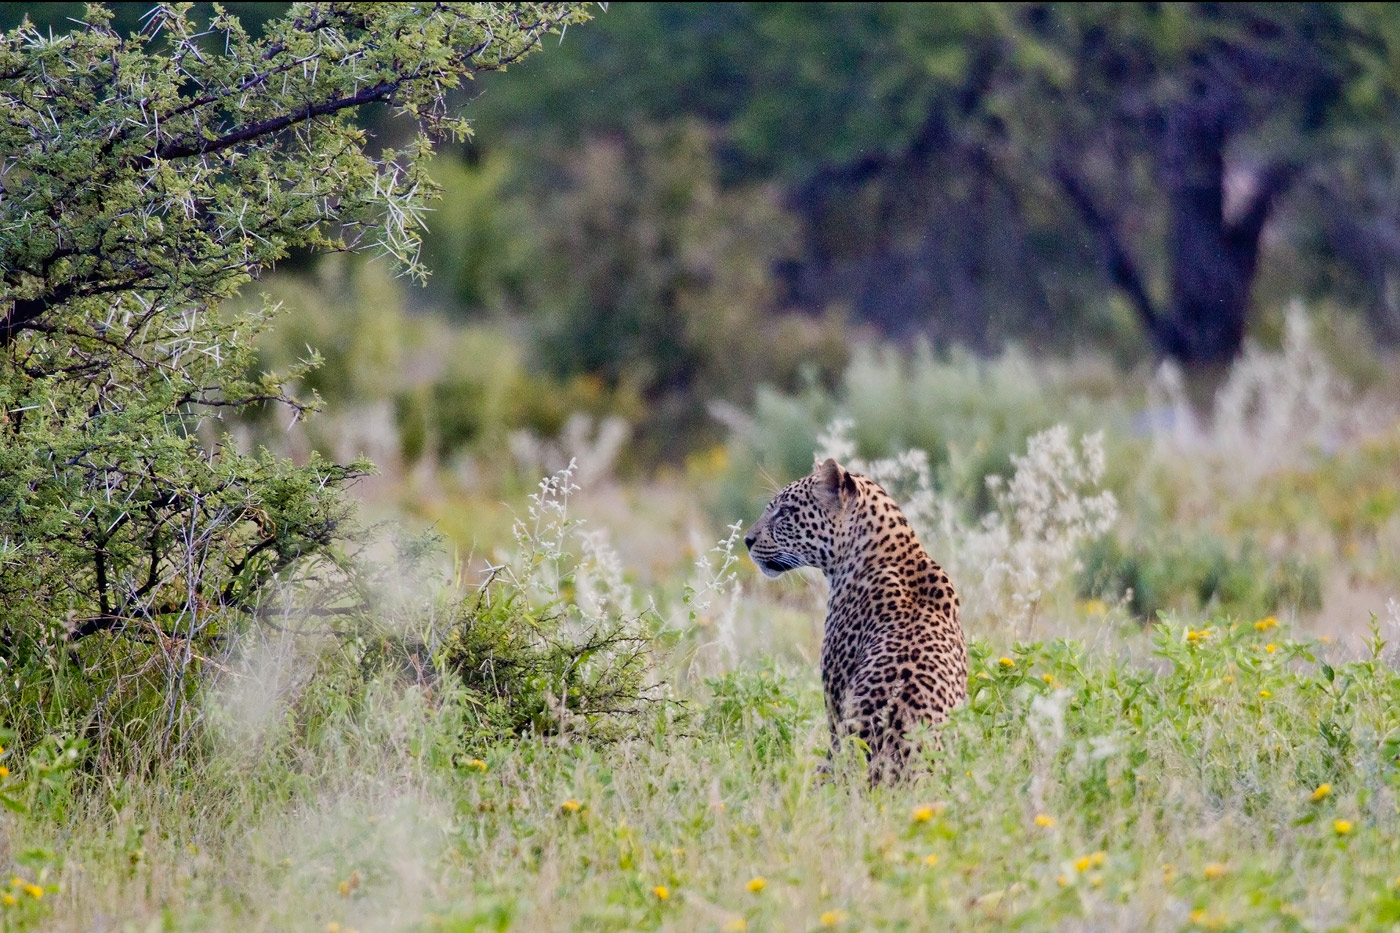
[242,257,643,469]
[472,3,995,182]
[529,120,847,453]
[434,582,653,742]
[0,3,590,756]
[714,342,1121,520]
[419,153,541,315]
[701,664,803,764]
[1227,428,1400,544]
[1,3,590,303]
[421,462,667,744]
[406,330,638,464]
[0,291,366,753]
[1081,535,1324,622]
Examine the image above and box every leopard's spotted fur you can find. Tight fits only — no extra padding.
[745,458,967,783]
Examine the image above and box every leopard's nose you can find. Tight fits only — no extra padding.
[744,533,756,550]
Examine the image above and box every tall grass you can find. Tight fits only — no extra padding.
[6,617,1400,931]
[4,307,1400,931]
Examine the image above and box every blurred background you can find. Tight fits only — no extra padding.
[12,2,1400,642]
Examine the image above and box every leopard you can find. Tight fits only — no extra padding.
[744,457,968,784]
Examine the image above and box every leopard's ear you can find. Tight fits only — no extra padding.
[815,458,857,509]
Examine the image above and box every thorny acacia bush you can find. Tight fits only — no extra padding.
[0,3,592,758]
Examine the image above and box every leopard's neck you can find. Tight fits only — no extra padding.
[822,479,961,631]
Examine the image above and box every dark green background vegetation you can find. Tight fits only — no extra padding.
[13,2,1400,455]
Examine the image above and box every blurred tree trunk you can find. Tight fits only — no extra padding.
[1155,101,1296,367]
[1057,96,1297,373]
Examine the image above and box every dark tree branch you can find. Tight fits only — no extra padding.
[0,283,78,347]
[1052,160,1162,334]
[1,267,156,349]
[1225,161,1300,259]
[152,78,403,162]
[221,536,281,605]
[94,547,112,619]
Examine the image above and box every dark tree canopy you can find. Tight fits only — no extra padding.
[472,3,1400,368]
[998,3,1381,366]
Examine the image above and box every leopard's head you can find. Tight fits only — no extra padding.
[744,458,857,577]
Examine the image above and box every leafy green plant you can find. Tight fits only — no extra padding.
[434,463,659,741]
[701,665,808,764]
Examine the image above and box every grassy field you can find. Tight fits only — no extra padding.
[4,316,1400,932]
[4,618,1400,931]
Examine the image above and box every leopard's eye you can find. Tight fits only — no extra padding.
[774,504,795,521]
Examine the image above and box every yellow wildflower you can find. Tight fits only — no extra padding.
[1073,855,1092,872]
[23,885,41,900]
[326,925,342,933]
[1310,783,1331,802]
[998,657,1015,669]
[746,876,767,894]
[924,853,939,867]
[722,920,747,932]
[1,894,15,907]
[1055,874,1069,887]
[6,878,19,889]
[652,885,669,901]
[1258,689,1271,699]
[911,802,945,823]
[1203,863,1228,880]
[1333,819,1353,836]
[1186,628,1211,644]
[560,799,582,813]
[1034,813,1056,828]
[464,758,487,772]
[1088,851,1106,868]
[1264,644,1277,655]
[0,766,8,779]
[1082,599,1108,616]
[1040,673,1055,686]
[976,671,992,681]
[819,909,848,927]
[1254,616,1278,631]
